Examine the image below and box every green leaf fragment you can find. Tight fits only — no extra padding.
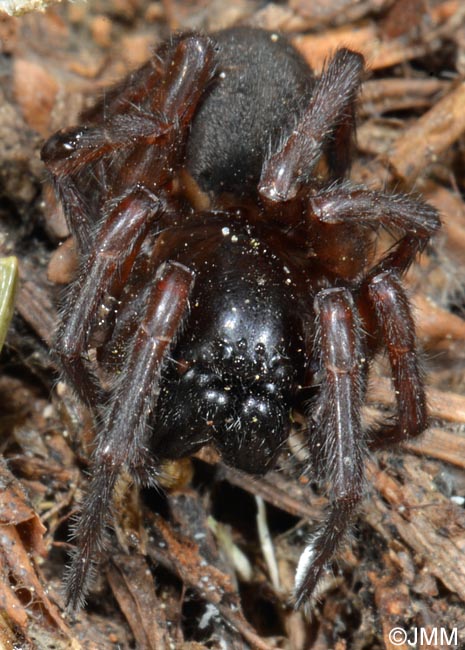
[0,257,19,352]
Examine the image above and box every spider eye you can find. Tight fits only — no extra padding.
[241,395,270,416]
[204,388,229,407]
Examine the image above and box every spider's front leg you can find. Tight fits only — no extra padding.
[65,260,195,612]
[43,36,216,408]
[308,186,440,448]
[295,287,367,607]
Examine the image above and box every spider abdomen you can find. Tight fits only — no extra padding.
[186,26,314,196]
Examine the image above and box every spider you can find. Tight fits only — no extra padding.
[41,26,440,612]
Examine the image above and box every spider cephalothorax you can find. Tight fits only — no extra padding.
[41,26,440,611]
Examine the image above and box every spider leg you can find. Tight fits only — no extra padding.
[41,34,216,254]
[259,48,364,202]
[42,35,215,173]
[64,260,195,612]
[54,189,162,408]
[326,100,357,181]
[295,287,366,607]
[365,271,426,448]
[309,184,441,276]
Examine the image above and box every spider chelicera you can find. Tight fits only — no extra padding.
[41,26,440,611]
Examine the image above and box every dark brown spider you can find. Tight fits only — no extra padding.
[41,26,440,612]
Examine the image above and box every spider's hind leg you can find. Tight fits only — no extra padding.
[41,34,216,256]
[259,48,365,202]
[295,286,367,607]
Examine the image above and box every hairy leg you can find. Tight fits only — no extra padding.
[65,260,195,611]
[259,48,364,202]
[295,287,366,607]
[41,34,216,254]
[54,189,161,408]
[365,271,427,448]
[309,184,441,276]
